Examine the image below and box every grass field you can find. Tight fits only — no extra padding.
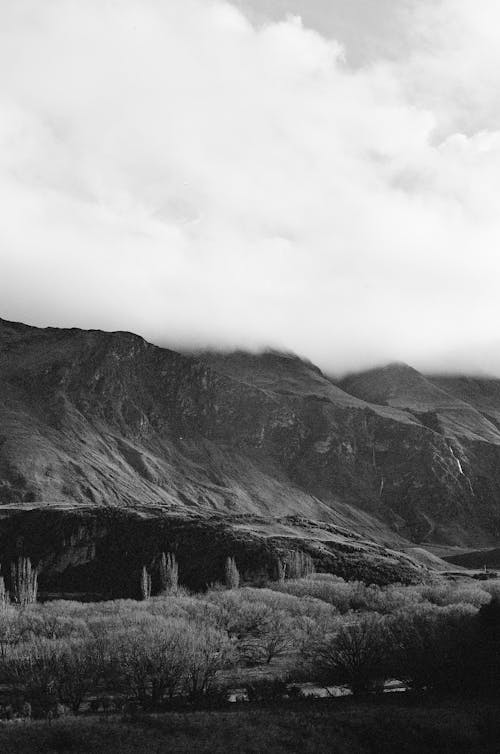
[0,696,498,754]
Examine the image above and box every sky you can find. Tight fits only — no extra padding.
[1,0,500,375]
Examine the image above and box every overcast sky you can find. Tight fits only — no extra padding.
[1,0,500,375]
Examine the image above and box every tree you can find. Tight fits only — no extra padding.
[213,595,270,642]
[100,617,230,706]
[140,566,151,600]
[2,639,60,712]
[0,569,8,608]
[310,614,392,695]
[390,604,477,692]
[471,596,500,692]
[478,595,500,641]
[159,552,179,594]
[225,557,240,590]
[55,639,100,713]
[287,550,315,579]
[114,619,192,704]
[275,559,286,584]
[10,557,38,605]
[182,624,234,700]
[249,611,297,665]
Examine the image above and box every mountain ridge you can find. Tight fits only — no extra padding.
[1,316,500,592]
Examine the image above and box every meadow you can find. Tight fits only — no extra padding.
[1,697,500,753]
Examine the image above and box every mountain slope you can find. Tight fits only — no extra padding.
[428,374,500,428]
[1,317,500,589]
[338,362,500,443]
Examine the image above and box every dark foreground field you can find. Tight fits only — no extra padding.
[0,696,499,754]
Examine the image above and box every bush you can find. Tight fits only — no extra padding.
[1,639,62,712]
[389,603,477,691]
[417,583,491,608]
[181,623,235,700]
[239,610,299,665]
[0,577,496,714]
[205,589,313,665]
[0,607,22,658]
[223,587,337,624]
[96,616,234,705]
[307,614,393,694]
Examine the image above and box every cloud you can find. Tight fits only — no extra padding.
[1,0,500,374]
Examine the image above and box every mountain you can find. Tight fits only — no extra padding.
[339,362,500,442]
[1,317,500,595]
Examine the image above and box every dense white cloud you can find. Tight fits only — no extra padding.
[1,0,500,374]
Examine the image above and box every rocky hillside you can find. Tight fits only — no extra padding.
[1,317,500,593]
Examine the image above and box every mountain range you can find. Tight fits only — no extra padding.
[1,317,499,594]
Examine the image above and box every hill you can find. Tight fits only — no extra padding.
[1,318,500,592]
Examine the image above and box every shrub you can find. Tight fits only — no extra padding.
[205,590,310,664]
[91,615,234,705]
[106,617,191,703]
[417,583,491,608]
[306,614,393,694]
[239,610,299,665]
[181,623,235,700]
[268,576,378,613]
[0,575,495,714]
[1,639,61,711]
[0,607,22,658]
[468,596,500,692]
[226,587,337,624]
[18,609,89,641]
[389,603,477,691]
[54,639,101,713]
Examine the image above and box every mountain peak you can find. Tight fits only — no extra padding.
[338,361,459,410]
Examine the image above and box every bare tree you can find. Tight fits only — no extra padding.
[112,619,193,704]
[0,569,9,608]
[140,566,151,600]
[10,557,38,606]
[159,552,179,594]
[310,614,391,695]
[225,556,240,590]
[182,624,234,700]
[2,639,60,710]
[244,611,297,665]
[287,550,315,579]
[55,639,99,713]
[275,559,286,583]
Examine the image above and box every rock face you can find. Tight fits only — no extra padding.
[1,317,500,592]
[0,509,427,595]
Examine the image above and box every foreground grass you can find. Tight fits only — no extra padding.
[0,696,498,754]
